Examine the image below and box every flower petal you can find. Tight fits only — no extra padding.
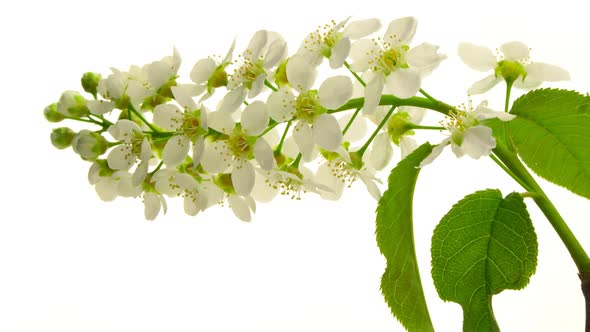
[248,74,266,98]
[232,160,255,196]
[343,18,381,39]
[318,76,353,109]
[419,138,450,167]
[200,140,230,173]
[143,192,161,220]
[107,145,134,170]
[339,113,367,142]
[87,100,115,115]
[312,113,342,151]
[467,75,502,95]
[525,62,570,82]
[384,17,417,44]
[95,178,118,202]
[329,37,350,69]
[315,163,344,201]
[207,111,235,134]
[460,125,496,159]
[246,30,268,59]
[171,85,199,111]
[457,43,497,71]
[264,34,288,69]
[363,74,384,114]
[266,88,296,122]
[217,87,246,114]
[192,136,205,166]
[162,135,190,167]
[293,121,315,161]
[190,58,217,84]
[348,39,374,72]
[369,132,393,170]
[228,194,252,222]
[406,43,446,73]
[399,137,418,159]
[254,139,274,171]
[153,104,183,131]
[386,69,421,98]
[500,41,529,60]
[286,54,317,93]
[241,101,269,136]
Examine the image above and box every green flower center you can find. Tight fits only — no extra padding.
[495,60,527,84]
[372,44,409,76]
[295,90,325,122]
[181,110,206,139]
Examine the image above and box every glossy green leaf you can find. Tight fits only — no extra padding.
[376,143,434,332]
[431,189,538,331]
[508,88,590,199]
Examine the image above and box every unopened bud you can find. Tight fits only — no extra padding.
[71,130,108,160]
[44,103,64,122]
[81,72,101,98]
[50,127,75,149]
[57,90,89,117]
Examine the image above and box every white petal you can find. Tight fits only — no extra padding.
[232,160,255,196]
[115,172,142,197]
[384,17,417,44]
[144,192,161,220]
[348,39,374,72]
[153,103,182,131]
[217,87,246,114]
[293,121,315,161]
[95,178,118,201]
[228,195,252,222]
[467,75,502,95]
[192,136,205,166]
[513,77,542,90]
[87,100,115,115]
[363,74,384,114]
[264,35,288,69]
[183,195,200,216]
[246,30,268,59]
[474,102,516,121]
[369,132,393,170]
[207,111,235,134]
[162,135,190,166]
[525,62,570,82]
[329,37,350,69]
[386,69,421,98]
[318,76,353,109]
[266,88,296,122]
[500,41,529,60]
[241,101,269,136]
[315,163,344,201]
[107,145,134,170]
[251,170,278,203]
[312,114,342,151]
[419,138,450,167]
[343,18,381,39]
[457,43,497,71]
[201,140,230,173]
[248,74,266,98]
[146,61,173,89]
[359,175,381,200]
[286,55,317,93]
[108,119,141,141]
[254,139,274,171]
[171,85,199,111]
[406,43,446,72]
[132,162,149,187]
[223,39,236,63]
[339,113,367,142]
[190,58,217,84]
[399,137,418,159]
[460,125,496,159]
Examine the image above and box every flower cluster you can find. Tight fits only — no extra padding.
[45,17,568,221]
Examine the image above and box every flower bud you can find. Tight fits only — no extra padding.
[50,127,76,149]
[81,72,101,98]
[57,90,89,117]
[43,103,64,122]
[71,130,109,160]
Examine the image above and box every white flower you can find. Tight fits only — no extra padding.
[251,165,331,202]
[349,17,445,113]
[106,120,152,185]
[420,101,516,167]
[315,148,382,200]
[143,192,167,221]
[190,40,235,100]
[458,41,570,94]
[297,18,381,69]
[217,30,287,113]
[153,86,209,167]
[88,163,142,202]
[200,101,274,196]
[267,73,353,161]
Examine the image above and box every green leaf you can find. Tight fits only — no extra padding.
[431,190,538,332]
[376,143,434,332]
[508,88,590,199]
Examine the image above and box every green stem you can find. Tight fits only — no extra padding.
[504,81,513,113]
[344,61,366,87]
[357,105,396,155]
[419,88,438,103]
[64,116,103,125]
[331,95,455,116]
[276,120,292,154]
[342,107,362,135]
[264,79,279,92]
[407,124,445,131]
[493,143,590,274]
[128,105,160,133]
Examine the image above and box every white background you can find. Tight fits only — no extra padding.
[1,0,590,331]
